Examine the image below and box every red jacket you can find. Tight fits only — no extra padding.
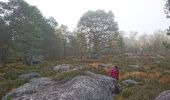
[109,67,119,80]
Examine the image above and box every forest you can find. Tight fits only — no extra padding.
[0,0,170,64]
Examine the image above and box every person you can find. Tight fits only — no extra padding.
[108,65,121,94]
[109,65,119,80]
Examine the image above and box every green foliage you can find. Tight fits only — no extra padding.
[77,10,119,55]
[6,96,11,100]
[117,78,170,100]
[0,0,61,63]
[3,70,21,80]
[0,18,10,46]
[0,14,11,64]
[0,79,26,90]
[165,0,170,18]
[76,32,87,60]
[0,79,28,98]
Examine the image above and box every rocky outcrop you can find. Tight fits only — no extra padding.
[2,72,119,100]
[155,90,170,100]
[18,72,41,80]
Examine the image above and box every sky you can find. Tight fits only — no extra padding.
[2,0,170,34]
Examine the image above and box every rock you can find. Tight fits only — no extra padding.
[124,53,133,56]
[128,65,144,71]
[156,55,165,59]
[18,72,40,80]
[122,79,138,86]
[164,70,170,74]
[2,77,53,100]
[3,72,120,100]
[98,64,112,68]
[25,55,44,65]
[87,53,102,59]
[54,64,72,72]
[151,56,157,59]
[155,90,170,100]
[54,64,85,72]
[156,61,160,63]
[129,65,140,68]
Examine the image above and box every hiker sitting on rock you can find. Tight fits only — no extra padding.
[109,65,119,80]
[108,65,121,94]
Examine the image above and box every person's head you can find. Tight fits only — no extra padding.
[114,65,118,69]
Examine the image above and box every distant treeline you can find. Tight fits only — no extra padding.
[0,0,169,64]
[0,0,120,64]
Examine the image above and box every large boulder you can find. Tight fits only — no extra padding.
[18,72,41,80]
[2,72,119,100]
[155,90,170,100]
[2,78,53,100]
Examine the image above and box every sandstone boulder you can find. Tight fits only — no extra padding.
[3,72,120,100]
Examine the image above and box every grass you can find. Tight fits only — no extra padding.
[114,54,170,100]
[0,54,170,99]
[0,79,28,98]
[116,79,170,100]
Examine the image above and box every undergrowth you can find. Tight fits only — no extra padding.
[0,54,170,99]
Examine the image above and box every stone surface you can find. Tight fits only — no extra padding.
[98,64,112,68]
[18,72,40,80]
[3,72,120,100]
[121,79,138,86]
[156,55,165,59]
[155,90,170,100]
[54,64,72,72]
[25,55,44,65]
[2,77,53,100]
[129,65,140,68]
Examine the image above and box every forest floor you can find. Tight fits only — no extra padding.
[0,54,170,100]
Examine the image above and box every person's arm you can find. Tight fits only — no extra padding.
[108,67,112,77]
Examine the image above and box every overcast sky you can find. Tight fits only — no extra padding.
[2,0,170,34]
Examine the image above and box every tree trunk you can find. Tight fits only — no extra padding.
[1,47,8,66]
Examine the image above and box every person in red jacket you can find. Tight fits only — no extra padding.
[108,65,121,94]
[109,65,119,80]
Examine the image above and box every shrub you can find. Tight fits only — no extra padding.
[3,70,22,80]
